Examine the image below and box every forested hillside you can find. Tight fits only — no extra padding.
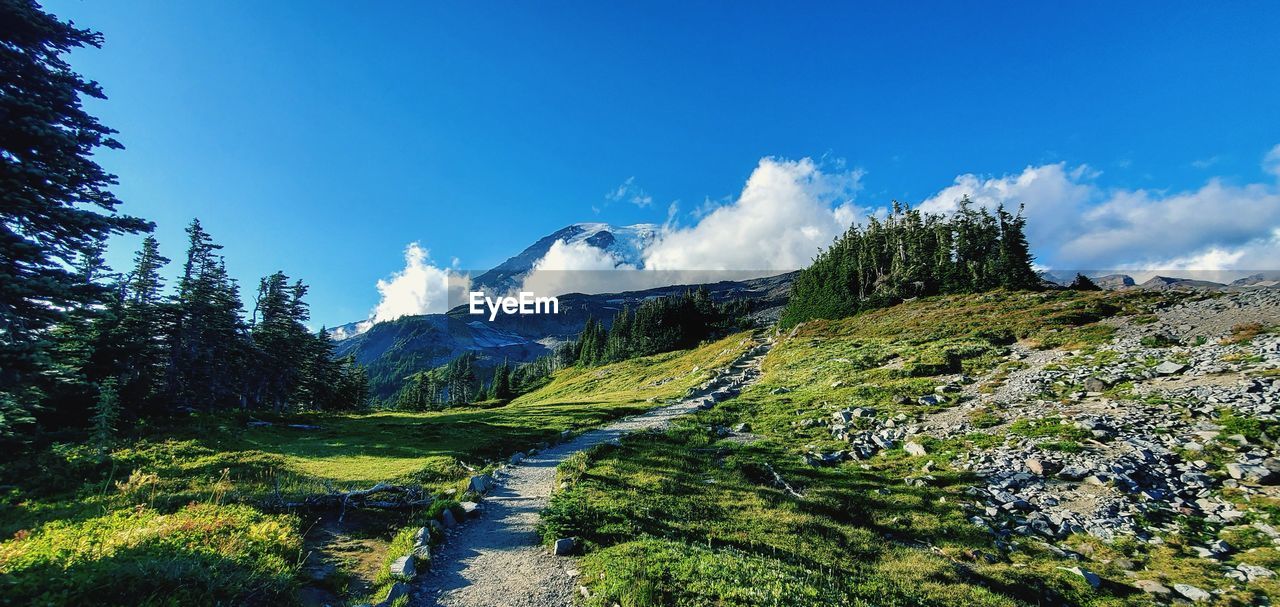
[781,200,1042,328]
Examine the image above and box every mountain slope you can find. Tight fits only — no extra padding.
[336,272,794,400]
[470,222,659,295]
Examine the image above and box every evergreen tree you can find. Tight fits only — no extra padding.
[301,328,341,410]
[168,220,248,410]
[334,354,370,409]
[0,0,151,442]
[490,360,513,401]
[781,199,1042,328]
[1070,273,1101,291]
[250,272,314,412]
[89,377,120,457]
[995,205,1040,290]
[114,236,171,414]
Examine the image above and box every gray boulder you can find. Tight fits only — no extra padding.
[553,537,576,556]
[1173,584,1211,602]
[389,555,415,580]
[467,474,494,494]
[383,582,410,605]
[1058,566,1101,589]
[1133,580,1170,596]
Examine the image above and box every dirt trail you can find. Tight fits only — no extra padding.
[411,338,771,607]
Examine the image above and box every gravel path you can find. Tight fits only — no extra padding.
[411,339,770,607]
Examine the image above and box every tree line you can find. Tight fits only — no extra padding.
[779,200,1042,328]
[0,2,372,453]
[46,222,370,445]
[393,287,749,410]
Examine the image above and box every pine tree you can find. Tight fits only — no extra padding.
[115,237,171,414]
[781,200,1042,328]
[1069,273,1101,291]
[995,205,1040,290]
[0,1,151,443]
[169,220,250,410]
[490,360,513,401]
[301,328,340,410]
[250,272,314,412]
[89,377,120,457]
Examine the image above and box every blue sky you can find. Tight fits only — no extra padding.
[46,1,1280,327]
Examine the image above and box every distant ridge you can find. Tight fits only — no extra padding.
[1138,275,1226,290]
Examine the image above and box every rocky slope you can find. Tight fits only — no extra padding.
[869,290,1280,599]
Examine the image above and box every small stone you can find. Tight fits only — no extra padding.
[1154,361,1187,375]
[553,537,576,556]
[1239,563,1276,581]
[440,508,458,528]
[1058,566,1101,589]
[460,501,481,518]
[384,582,410,604]
[1025,458,1059,475]
[510,452,526,465]
[389,555,415,580]
[1226,462,1277,484]
[1133,580,1170,596]
[1173,583,1211,602]
[904,441,928,457]
[467,474,494,494]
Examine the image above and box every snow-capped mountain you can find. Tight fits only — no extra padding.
[469,222,659,295]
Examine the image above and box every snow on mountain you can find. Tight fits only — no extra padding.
[332,223,660,341]
[469,222,659,295]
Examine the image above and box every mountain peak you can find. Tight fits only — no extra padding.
[470,222,660,295]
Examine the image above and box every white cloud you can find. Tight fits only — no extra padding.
[918,150,1280,273]
[643,157,863,272]
[371,243,469,322]
[1265,144,1280,179]
[519,239,656,296]
[606,176,653,208]
[1191,156,1221,169]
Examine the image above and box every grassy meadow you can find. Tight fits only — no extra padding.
[539,290,1279,606]
[0,334,754,606]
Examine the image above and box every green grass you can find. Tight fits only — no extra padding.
[1007,418,1092,442]
[538,290,1270,606]
[0,333,755,606]
[0,503,300,606]
[237,333,755,490]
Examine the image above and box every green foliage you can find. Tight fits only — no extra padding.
[1069,273,1101,291]
[1140,334,1181,348]
[1008,417,1092,441]
[574,286,747,369]
[780,199,1041,329]
[395,352,480,410]
[1218,409,1279,443]
[89,378,120,456]
[0,0,152,444]
[0,503,300,606]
